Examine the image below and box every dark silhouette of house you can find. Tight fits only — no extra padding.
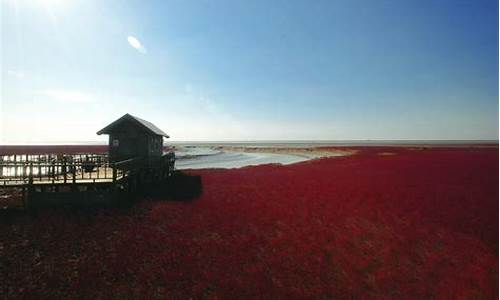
[97,113,169,163]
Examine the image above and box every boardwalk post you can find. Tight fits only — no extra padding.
[29,163,33,182]
[25,161,29,179]
[112,166,117,183]
[63,159,67,184]
[26,175,34,210]
[28,163,33,209]
[51,159,55,184]
[14,155,17,177]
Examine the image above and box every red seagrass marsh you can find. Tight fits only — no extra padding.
[1,146,498,299]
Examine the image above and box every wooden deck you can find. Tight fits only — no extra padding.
[0,154,132,187]
[0,152,176,209]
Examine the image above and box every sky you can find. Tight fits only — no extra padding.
[1,0,498,143]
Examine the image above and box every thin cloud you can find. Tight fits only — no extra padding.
[127,35,147,54]
[7,70,25,78]
[184,83,193,94]
[38,89,95,103]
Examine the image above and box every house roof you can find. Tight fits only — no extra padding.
[96,113,170,138]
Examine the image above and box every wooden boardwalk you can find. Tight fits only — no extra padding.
[0,152,175,209]
[1,154,131,186]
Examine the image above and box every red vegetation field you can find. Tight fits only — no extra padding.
[1,146,498,299]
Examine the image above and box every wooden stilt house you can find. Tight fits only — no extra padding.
[0,113,175,210]
[97,113,170,166]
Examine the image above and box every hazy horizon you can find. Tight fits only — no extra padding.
[0,139,498,146]
[2,0,498,143]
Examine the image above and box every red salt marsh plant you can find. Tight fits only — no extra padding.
[0,146,498,299]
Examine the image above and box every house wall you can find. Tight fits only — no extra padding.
[106,121,162,163]
[149,135,163,157]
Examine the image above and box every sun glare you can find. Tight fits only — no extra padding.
[4,0,71,10]
[38,0,74,12]
[38,0,66,7]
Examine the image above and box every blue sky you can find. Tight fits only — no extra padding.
[1,0,498,142]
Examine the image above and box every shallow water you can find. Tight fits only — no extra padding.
[174,146,312,169]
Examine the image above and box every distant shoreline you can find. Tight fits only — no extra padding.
[1,142,497,158]
[1,141,498,153]
[1,139,498,146]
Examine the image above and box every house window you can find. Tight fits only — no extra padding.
[112,139,119,147]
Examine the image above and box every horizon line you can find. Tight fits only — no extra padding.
[0,139,498,146]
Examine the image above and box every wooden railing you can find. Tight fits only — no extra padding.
[161,152,176,170]
[0,152,176,186]
[0,154,128,185]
